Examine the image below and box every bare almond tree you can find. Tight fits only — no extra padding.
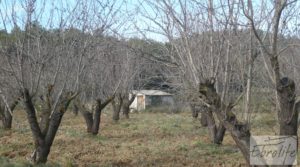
[198,0,300,166]
[136,0,300,166]
[110,42,141,122]
[243,0,299,136]
[71,0,139,131]
[0,0,83,163]
[0,89,20,129]
[138,0,250,144]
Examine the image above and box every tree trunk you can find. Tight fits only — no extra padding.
[91,99,102,135]
[23,89,44,141]
[204,109,217,142]
[276,77,298,167]
[36,110,64,163]
[82,111,93,133]
[202,107,225,144]
[200,112,207,126]
[122,95,135,119]
[190,104,199,118]
[199,80,265,166]
[215,105,254,166]
[75,99,94,133]
[32,108,66,163]
[112,100,121,121]
[39,86,52,136]
[0,98,20,129]
[91,97,114,135]
[23,89,48,163]
[214,125,226,144]
[23,88,77,164]
[76,97,113,135]
[34,143,50,163]
[0,106,12,129]
[277,77,298,136]
[73,103,79,116]
[123,108,130,119]
[112,95,123,122]
[2,109,12,129]
[44,107,65,145]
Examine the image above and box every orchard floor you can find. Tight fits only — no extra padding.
[0,109,299,167]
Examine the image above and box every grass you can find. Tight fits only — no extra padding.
[0,109,299,166]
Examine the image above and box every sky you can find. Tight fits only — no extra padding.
[1,0,299,42]
[0,0,167,41]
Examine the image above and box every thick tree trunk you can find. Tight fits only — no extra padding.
[44,108,65,146]
[82,111,93,133]
[91,99,102,135]
[123,108,130,119]
[204,110,217,142]
[277,77,298,136]
[191,103,209,127]
[276,78,298,167]
[73,103,79,116]
[34,143,50,164]
[75,99,94,133]
[190,104,199,118]
[2,109,12,129]
[214,105,254,166]
[35,110,65,163]
[23,89,44,141]
[190,103,226,144]
[202,108,225,144]
[200,112,207,126]
[122,95,135,119]
[40,86,52,135]
[76,97,113,135]
[268,2,296,166]
[23,88,77,164]
[31,110,66,163]
[214,125,226,144]
[23,89,47,163]
[0,107,12,129]
[112,95,123,122]
[112,100,121,121]
[199,79,264,166]
[191,103,225,144]
[91,97,113,135]
[0,98,20,129]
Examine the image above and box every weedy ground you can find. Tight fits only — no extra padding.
[0,108,299,167]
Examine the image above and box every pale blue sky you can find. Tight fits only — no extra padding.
[0,0,166,41]
[1,0,299,41]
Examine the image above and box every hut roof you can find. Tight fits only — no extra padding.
[131,90,172,96]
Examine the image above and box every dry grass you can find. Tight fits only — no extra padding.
[0,109,299,167]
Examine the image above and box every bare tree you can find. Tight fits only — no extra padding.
[0,27,22,129]
[110,45,140,122]
[70,0,140,132]
[122,94,136,119]
[136,0,300,166]
[138,0,249,144]
[197,0,300,166]
[242,0,299,136]
[76,97,114,134]
[0,0,83,163]
[0,89,20,129]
